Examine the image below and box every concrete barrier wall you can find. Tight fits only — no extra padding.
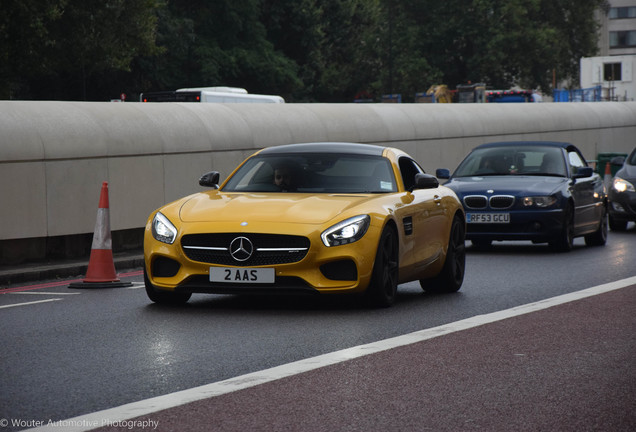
[1,101,635,262]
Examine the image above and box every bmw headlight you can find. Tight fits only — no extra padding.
[321,215,370,247]
[151,212,178,244]
[522,196,557,208]
[613,177,635,193]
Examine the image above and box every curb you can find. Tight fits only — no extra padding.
[0,253,145,288]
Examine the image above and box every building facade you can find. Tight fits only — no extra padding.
[598,0,636,56]
[580,1,636,101]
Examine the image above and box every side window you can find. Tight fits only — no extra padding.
[398,157,424,191]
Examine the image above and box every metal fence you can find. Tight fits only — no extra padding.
[553,85,602,102]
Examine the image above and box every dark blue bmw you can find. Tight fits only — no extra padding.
[436,141,608,251]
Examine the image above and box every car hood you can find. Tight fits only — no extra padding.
[445,175,567,196]
[616,163,636,182]
[178,191,375,224]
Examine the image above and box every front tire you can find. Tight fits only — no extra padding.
[585,204,608,246]
[551,203,574,252]
[421,215,466,293]
[609,214,628,231]
[366,226,399,308]
[144,267,192,305]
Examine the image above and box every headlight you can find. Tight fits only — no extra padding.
[151,212,178,244]
[321,215,370,247]
[613,177,635,193]
[522,196,557,208]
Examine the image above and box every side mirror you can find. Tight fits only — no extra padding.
[573,166,594,179]
[199,171,220,188]
[435,168,450,179]
[413,173,439,190]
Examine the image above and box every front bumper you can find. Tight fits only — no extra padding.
[465,208,564,242]
[608,190,636,222]
[144,224,381,295]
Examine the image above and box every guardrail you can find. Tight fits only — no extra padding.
[1,101,635,264]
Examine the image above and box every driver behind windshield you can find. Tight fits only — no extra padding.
[273,161,298,192]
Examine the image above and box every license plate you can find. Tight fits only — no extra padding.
[210,267,275,283]
[467,213,510,224]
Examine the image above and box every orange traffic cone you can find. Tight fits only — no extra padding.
[69,182,132,288]
[603,161,612,192]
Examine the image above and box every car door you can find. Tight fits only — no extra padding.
[568,149,602,232]
[395,157,447,279]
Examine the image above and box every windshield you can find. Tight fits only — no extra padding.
[453,146,567,177]
[222,153,397,193]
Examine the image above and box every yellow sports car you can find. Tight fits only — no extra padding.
[144,142,466,307]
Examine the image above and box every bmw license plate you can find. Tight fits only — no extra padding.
[210,267,275,283]
[467,213,510,224]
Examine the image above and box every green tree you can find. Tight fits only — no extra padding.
[0,0,67,99]
[137,0,302,99]
[0,0,162,100]
[261,0,383,102]
[376,0,603,96]
[1,0,605,101]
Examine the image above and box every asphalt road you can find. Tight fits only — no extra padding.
[1,226,635,432]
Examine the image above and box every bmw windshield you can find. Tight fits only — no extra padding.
[454,146,567,177]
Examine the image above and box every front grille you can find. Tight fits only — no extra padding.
[489,195,515,209]
[464,195,488,209]
[181,233,310,266]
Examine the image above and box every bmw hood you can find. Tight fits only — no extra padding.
[444,175,567,196]
[178,192,373,224]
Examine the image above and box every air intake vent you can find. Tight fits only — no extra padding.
[490,195,515,209]
[464,195,488,209]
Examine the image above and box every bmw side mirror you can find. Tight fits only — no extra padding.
[413,173,439,190]
[199,171,220,188]
[573,166,594,179]
[435,168,450,179]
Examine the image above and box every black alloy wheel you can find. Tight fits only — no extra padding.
[551,203,574,252]
[366,226,399,307]
[421,215,466,293]
[584,204,608,246]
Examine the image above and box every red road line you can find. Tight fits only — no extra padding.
[1,270,143,293]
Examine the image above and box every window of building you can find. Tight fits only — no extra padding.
[604,63,622,81]
[609,31,636,48]
[609,7,636,19]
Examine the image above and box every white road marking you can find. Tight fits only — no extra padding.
[25,276,636,432]
[0,298,61,309]
[7,291,80,295]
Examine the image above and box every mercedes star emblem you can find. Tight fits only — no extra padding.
[229,236,254,262]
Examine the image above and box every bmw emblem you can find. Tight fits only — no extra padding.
[229,237,253,262]
[487,189,494,194]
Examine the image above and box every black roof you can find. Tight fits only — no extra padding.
[476,141,572,149]
[259,142,385,156]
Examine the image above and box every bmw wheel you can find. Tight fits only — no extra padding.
[551,203,574,252]
[584,204,608,246]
